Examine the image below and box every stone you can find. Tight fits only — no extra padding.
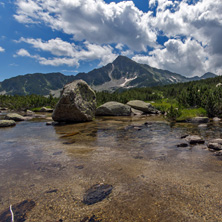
[0,199,35,222]
[177,143,189,147]
[5,113,25,121]
[187,117,209,123]
[25,110,35,116]
[0,120,16,127]
[95,101,131,116]
[131,108,144,116]
[40,107,53,112]
[209,138,222,144]
[83,184,113,205]
[208,143,222,150]
[198,124,208,128]
[127,100,159,114]
[213,117,221,122]
[52,80,96,123]
[185,135,205,144]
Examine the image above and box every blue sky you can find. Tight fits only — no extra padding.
[0,0,222,81]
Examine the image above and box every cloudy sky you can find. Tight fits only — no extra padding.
[0,0,222,81]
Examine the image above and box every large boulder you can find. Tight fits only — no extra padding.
[127,100,158,114]
[5,113,25,121]
[52,80,96,123]
[0,120,16,127]
[96,101,131,116]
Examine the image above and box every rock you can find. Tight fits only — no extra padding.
[187,117,209,123]
[127,100,159,114]
[46,122,53,125]
[25,110,35,116]
[5,113,25,121]
[208,143,222,150]
[52,80,96,123]
[209,138,222,144]
[0,120,16,127]
[198,124,208,128]
[95,101,131,116]
[83,184,113,205]
[0,199,35,222]
[131,108,144,116]
[215,151,222,156]
[181,134,189,139]
[40,107,53,112]
[185,135,205,144]
[213,117,221,122]
[177,143,189,147]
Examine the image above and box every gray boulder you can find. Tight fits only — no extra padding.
[96,101,131,116]
[52,80,96,123]
[0,120,16,127]
[127,100,158,114]
[187,117,209,123]
[209,138,222,144]
[5,113,25,121]
[213,117,221,122]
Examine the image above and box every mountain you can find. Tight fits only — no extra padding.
[0,56,217,96]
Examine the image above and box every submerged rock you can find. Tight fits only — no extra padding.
[0,120,16,127]
[52,80,96,123]
[96,101,131,116]
[83,184,113,205]
[127,100,159,114]
[185,135,205,144]
[0,199,35,222]
[177,143,189,147]
[5,113,25,121]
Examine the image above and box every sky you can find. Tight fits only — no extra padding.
[0,0,222,81]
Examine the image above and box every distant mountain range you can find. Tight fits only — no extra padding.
[0,55,217,96]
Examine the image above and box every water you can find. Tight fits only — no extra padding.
[1,116,222,221]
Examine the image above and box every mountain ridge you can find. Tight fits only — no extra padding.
[0,56,217,96]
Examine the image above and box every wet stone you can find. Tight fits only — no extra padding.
[185,135,205,144]
[0,199,35,222]
[53,151,63,155]
[177,143,189,147]
[75,165,84,169]
[83,184,113,205]
[45,189,58,194]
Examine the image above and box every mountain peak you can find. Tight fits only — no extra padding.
[113,55,135,64]
[201,72,217,79]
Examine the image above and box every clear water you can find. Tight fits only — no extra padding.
[1,116,222,221]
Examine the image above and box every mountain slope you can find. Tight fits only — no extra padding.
[0,56,217,95]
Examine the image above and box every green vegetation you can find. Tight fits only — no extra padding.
[97,76,222,120]
[0,94,58,110]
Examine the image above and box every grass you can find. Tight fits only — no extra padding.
[176,107,207,122]
[31,106,52,112]
[149,98,179,113]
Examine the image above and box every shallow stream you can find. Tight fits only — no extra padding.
[1,115,222,221]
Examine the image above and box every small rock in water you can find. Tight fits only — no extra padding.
[213,117,221,122]
[53,151,63,155]
[198,124,207,128]
[45,189,58,194]
[81,215,102,222]
[208,143,222,150]
[215,151,222,156]
[181,134,189,139]
[185,135,205,144]
[177,143,189,147]
[209,138,222,144]
[0,120,16,127]
[83,184,113,205]
[0,199,35,222]
[75,165,84,169]
[5,113,25,121]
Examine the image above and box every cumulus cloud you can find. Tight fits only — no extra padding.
[14,0,157,51]
[13,0,222,76]
[16,37,117,67]
[133,38,209,77]
[0,46,5,52]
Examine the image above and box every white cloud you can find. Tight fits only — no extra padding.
[0,46,5,52]
[15,38,117,67]
[14,0,157,51]
[133,38,209,77]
